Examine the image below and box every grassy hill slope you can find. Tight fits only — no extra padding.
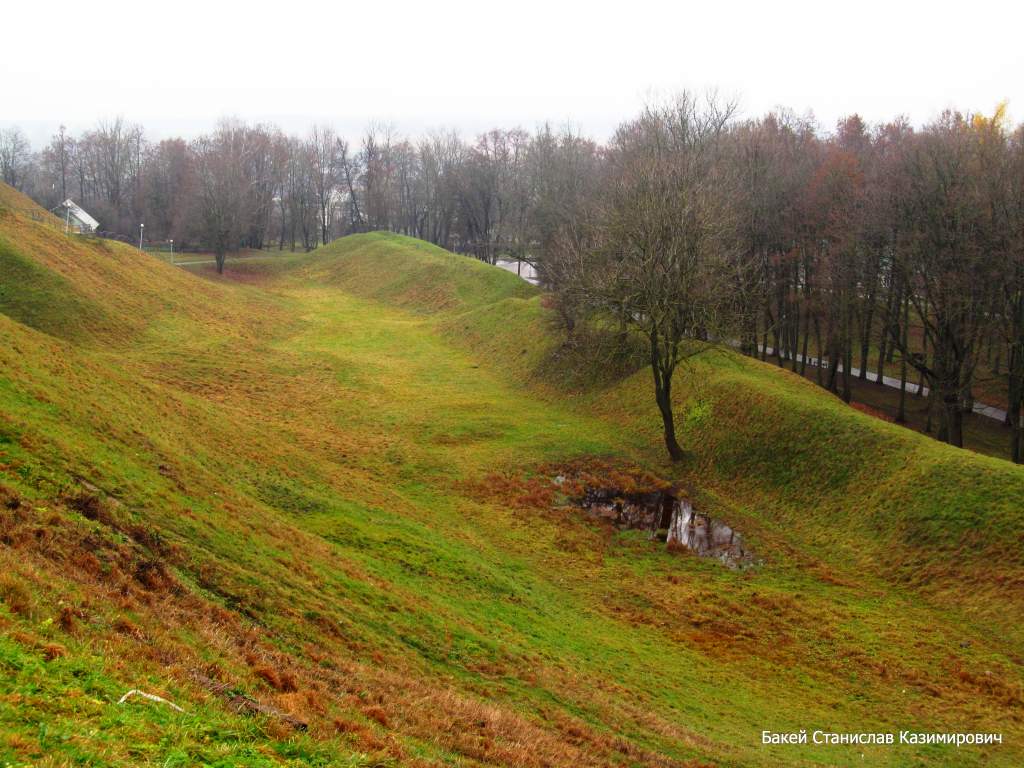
[1,193,1022,767]
[295,233,1024,635]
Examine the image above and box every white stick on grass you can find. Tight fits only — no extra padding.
[117,689,185,713]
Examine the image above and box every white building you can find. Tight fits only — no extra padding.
[53,199,99,234]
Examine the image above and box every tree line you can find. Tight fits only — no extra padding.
[0,118,555,272]
[2,97,1022,461]
[544,95,1024,462]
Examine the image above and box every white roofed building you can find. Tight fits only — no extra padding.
[53,199,99,234]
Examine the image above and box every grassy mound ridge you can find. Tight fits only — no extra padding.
[0,232,117,342]
[0,183,64,225]
[287,232,1024,633]
[2,209,1023,766]
[287,231,538,311]
[0,189,255,348]
[639,355,1024,624]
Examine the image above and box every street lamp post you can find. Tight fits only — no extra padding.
[169,239,174,265]
[139,223,145,251]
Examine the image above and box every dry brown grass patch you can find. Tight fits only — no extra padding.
[0,575,34,618]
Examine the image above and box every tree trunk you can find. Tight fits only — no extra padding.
[814,316,823,386]
[760,306,770,362]
[896,293,909,424]
[842,339,853,403]
[940,391,964,447]
[859,299,875,381]
[877,273,897,384]
[896,361,908,423]
[1008,339,1023,458]
[650,335,683,462]
[842,294,854,403]
[915,334,927,398]
[789,290,800,373]
[654,379,683,461]
[799,306,810,376]
[1012,396,1023,464]
[826,342,840,394]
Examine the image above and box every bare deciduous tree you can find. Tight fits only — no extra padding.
[567,94,739,460]
[0,127,33,192]
[888,113,998,446]
[308,126,339,246]
[191,121,262,273]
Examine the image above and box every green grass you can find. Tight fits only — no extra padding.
[0,230,116,342]
[1,190,1023,767]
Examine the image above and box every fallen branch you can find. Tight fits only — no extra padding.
[117,689,185,713]
[190,672,308,731]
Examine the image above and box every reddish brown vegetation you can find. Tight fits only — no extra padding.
[42,643,66,661]
[467,458,673,512]
[0,576,33,618]
[253,665,299,693]
[850,401,894,422]
[0,482,712,766]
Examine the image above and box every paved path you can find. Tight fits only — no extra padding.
[759,346,1007,422]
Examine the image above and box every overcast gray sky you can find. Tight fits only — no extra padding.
[3,0,1022,146]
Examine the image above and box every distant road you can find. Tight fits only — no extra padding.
[495,258,539,285]
[759,346,1007,422]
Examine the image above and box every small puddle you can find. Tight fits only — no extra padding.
[665,499,752,568]
[575,486,674,530]
[558,475,754,569]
